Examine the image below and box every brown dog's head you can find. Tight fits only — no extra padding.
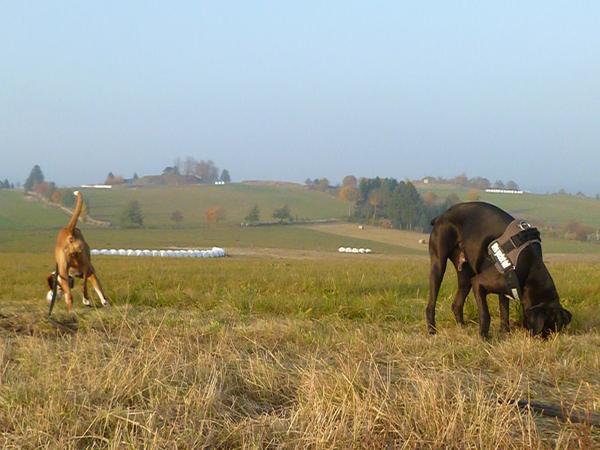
[525,304,572,338]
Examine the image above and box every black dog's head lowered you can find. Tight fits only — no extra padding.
[525,303,572,338]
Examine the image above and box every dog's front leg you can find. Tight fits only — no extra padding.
[499,294,510,332]
[473,280,491,339]
[58,269,74,313]
[451,269,472,326]
[88,273,110,306]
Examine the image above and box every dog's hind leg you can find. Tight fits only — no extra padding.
[426,224,455,334]
[451,267,472,327]
[499,294,510,332]
[88,272,110,306]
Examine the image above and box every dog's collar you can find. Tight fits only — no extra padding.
[484,219,542,301]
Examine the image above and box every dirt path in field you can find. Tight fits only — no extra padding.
[226,246,427,260]
[303,223,429,251]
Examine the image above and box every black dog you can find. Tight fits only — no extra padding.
[427,202,571,338]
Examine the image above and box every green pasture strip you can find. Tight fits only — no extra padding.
[417,183,600,227]
[0,226,412,254]
[2,253,597,332]
[81,183,349,226]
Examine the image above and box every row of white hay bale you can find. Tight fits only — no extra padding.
[91,247,226,258]
[338,247,372,254]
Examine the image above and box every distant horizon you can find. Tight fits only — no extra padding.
[10,160,598,197]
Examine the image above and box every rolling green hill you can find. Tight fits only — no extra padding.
[416,182,600,228]
[0,190,68,230]
[82,183,349,227]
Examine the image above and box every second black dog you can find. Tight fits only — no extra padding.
[427,202,571,338]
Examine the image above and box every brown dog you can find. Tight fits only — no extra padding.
[46,191,109,311]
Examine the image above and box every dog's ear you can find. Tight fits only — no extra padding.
[525,305,549,336]
[553,307,572,331]
[46,274,54,290]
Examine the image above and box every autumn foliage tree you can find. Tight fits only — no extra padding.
[466,189,480,201]
[563,221,592,241]
[339,185,360,216]
[206,206,226,224]
[342,175,358,189]
[422,191,439,206]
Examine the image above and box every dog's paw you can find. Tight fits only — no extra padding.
[82,298,92,307]
[101,300,110,307]
[46,290,63,303]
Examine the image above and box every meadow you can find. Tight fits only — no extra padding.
[416,182,600,228]
[1,252,599,447]
[81,183,350,227]
[1,189,599,448]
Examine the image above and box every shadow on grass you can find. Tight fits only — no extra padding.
[0,311,78,337]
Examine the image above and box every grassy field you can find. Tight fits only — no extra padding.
[416,182,600,228]
[1,186,599,447]
[0,190,68,230]
[0,253,598,448]
[81,183,350,227]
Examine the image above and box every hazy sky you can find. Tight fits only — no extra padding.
[1,2,599,193]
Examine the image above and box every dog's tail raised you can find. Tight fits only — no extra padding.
[66,191,83,232]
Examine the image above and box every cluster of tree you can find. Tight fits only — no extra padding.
[104,172,127,185]
[173,157,230,183]
[422,174,519,190]
[0,179,14,189]
[104,158,231,187]
[304,178,331,192]
[23,165,89,218]
[243,204,294,224]
[352,177,459,231]
[562,221,596,242]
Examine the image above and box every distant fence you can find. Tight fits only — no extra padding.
[241,218,341,227]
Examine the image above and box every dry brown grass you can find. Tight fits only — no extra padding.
[1,306,598,449]
[0,252,598,448]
